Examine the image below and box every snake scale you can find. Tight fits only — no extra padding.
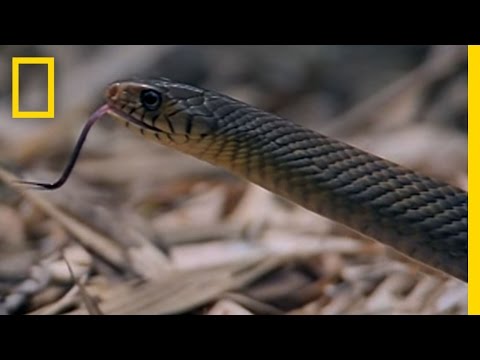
[20,78,468,282]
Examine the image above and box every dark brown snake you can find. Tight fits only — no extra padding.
[20,78,468,282]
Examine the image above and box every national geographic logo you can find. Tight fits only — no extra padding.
[11,57,55,119]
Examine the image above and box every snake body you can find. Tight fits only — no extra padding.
[24,78,468,282]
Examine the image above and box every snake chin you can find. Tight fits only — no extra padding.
[107,106,163,133]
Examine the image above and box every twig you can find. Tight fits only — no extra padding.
[222,292,283,315]
[63,253,103,315]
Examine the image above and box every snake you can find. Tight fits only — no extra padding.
[19,78,468,283]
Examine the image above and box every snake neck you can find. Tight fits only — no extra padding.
[122,100,467,283]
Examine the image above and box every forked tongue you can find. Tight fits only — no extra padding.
[17,104,110,190]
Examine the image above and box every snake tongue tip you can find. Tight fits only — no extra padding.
[14,180,57,190]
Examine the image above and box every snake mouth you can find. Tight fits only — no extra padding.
[106,106,164,133]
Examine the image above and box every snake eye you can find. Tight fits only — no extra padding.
[140,89,162,111]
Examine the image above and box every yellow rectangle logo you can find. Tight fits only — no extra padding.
[11,57,55,119]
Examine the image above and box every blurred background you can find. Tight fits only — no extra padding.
[0,45,467,315]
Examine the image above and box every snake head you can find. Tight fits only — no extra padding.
[105,78,217,143]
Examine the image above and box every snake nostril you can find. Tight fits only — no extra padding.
[107,83,120,100]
